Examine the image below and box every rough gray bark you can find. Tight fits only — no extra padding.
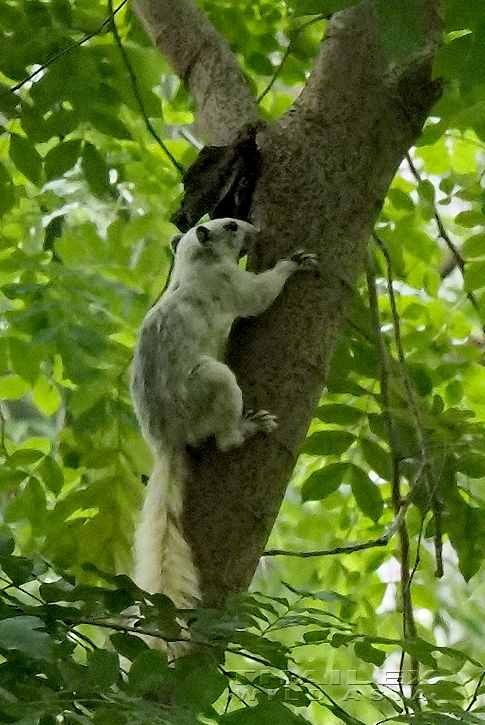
[129,0,259,143]
[129,0,443,608]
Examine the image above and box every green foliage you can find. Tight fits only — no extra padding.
[1,0,485,724]
[2,537,480,725]
[375,0,428,64]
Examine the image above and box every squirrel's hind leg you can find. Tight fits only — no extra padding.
[186,358,277,451]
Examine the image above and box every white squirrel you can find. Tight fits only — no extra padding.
[131,218,317,609]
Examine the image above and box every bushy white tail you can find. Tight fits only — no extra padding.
[134,450,200,608]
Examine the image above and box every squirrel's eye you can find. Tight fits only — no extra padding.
[223,221,239,232]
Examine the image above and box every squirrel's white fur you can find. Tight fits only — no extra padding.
[131,218,317,609]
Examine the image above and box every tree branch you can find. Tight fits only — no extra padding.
[128,0,260,143]
[297,1,442,119]
[263,505,408,558]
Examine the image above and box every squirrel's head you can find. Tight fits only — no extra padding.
[171,218,257,263]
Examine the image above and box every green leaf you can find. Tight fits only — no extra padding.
[231,631,290,669]
[174,662,227,712]
[349,465,384,521]
[44,139,82,181]
[462,233,485,259]
[315,404,364,425]
[103,586,136,613]
[456,210,485,228]
[0,534,15,558]
[38,456,64,495]
[0,83,19,118]
[9,134,43,185]
[110,632,149,660]
[33,376,61,416]
[51,0,73,25]
[39,578,76,602]
[455,452,485,478]
[360,439,391,480]
[0,617,53,660]
[246,53,273,76]
[4,477,47,533]
[303,629,330,643]
[127,650,170,695]
[68,326,107,355]
[0,374,30,400]
[89,111,132,139]
[444,501,484,581]
[300,462,348,501]
[2,283,48,300]
[388,187,415,211]
[301,431,356,456]
[81,143,113,198]
[220,700,310,724]
[354,640,386,666]
[9,338,41,384]
[418,179,435,203]
[408,363,433,396]
[464,260,485,291]
[1,554,35,585]
[84,649,120,691]
[465,261,485,292]
[7,449,44,467]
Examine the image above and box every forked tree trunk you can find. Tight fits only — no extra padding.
[129,0,443,607]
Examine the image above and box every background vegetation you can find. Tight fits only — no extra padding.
[1,0,485,723]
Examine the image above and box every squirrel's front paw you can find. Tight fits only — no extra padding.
[290,250,319,273]
[244,409,278,434]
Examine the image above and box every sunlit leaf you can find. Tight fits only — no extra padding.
[301,431,356,456]
[0,374,30,400]
[301,462,348,501]
[349,465,384,522]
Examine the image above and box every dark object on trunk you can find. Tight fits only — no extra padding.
[172,122,265,232]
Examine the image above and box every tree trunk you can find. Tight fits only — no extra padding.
[129,0,443,608]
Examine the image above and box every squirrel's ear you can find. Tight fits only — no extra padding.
[170,233,183,254]
[196,225,211,244]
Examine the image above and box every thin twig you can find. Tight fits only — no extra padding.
[0,0,129,97]
[0,575,45,605]
[263,537,388,558]
[263,506,408,558]
[373,234,444,579]
[219,667,251,709]
[0,404,6,456]
[397,650,409,713]
[227,646,365,724]
[291,669,366,725]
[257,15,326,103]
[366,252,420,707]
[408,514,426,588]
[257,44,294,104]
[64,616,188,642]
[107,0,184,174]
[466,670,485,712]
[365,254,402,511]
